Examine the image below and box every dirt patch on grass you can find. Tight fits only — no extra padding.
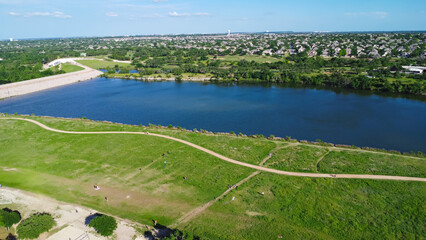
[245,211,265,216]
[2,167,17,171]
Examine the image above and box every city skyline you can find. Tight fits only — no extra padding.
[1,0,426,39]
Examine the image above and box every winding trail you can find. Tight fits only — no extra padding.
[1,117,426,182]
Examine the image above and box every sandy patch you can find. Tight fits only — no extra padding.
[2,167,17,172]
[0,187,147,240]
[246,211,265,216]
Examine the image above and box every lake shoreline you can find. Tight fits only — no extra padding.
[3,113,424,157]
[0,63,103,99]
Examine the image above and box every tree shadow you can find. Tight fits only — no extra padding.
[84,213,103,225]
[2,207,21,219]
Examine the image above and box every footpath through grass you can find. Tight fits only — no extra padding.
[0,115,424,239]
[0,118,252,225]
[184,173,425,240]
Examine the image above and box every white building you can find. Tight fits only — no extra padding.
[402,66,426,74]
[47,58,77,68]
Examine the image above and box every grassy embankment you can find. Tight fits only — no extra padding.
[61,63,85,73]
[76,59,131,69]
[0,115,424,239]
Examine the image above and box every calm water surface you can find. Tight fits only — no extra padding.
[0,77,425,152]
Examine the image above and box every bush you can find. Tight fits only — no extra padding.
[0,208,21,228]
[88,214,117,236]
[17,213,55,239]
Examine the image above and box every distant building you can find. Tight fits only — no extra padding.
[227,30,231,37]
[80,53,87,57]
[402,66,426,74]
[9,38,13,42]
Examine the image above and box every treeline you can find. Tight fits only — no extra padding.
[0,48,79,84]
[1,42,425,95]
[130,56,426,94]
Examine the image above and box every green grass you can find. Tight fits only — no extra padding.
[387,77,420,84]
[149,129,278,165]
[61,63,84,73]
[0,118,252,225]
[184,173,425,240]
[76,60,130,69]
[18,116,277,165]
[265,145,329,172]
[319,150,426,178]
[0,115,424,239]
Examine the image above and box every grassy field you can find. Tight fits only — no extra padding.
[319,150,426,178]
[0,115,424,239]
[61,63,85,73]
[266,145,329,172]
[183,174,425,240]
[76,60,131,69]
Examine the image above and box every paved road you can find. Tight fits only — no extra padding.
[2,117,426,182]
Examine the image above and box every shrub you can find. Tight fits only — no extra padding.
[88,214,117,236]
[0,208,21,229]
[17,213,55,239]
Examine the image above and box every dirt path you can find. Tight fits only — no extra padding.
[315,150,332,172]
[172,149,283,227]
[171,171,260,228]
[1,118,425,182]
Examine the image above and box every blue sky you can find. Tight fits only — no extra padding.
[1,0,425,39]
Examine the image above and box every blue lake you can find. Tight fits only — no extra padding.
[0,77,425,153]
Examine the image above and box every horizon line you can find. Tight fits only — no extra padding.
[3,30,426,42]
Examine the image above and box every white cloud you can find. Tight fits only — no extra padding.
[168,11,211,17]
[168,11,190,17]
[345,11,388,19]
[8,11,20,16]
[153,0,168,2]
[106,12,118,17]
[8,11,72,18]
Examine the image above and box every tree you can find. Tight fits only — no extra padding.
[0,208,21,229]
[89,214,117,237]
[17,213,55,239]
